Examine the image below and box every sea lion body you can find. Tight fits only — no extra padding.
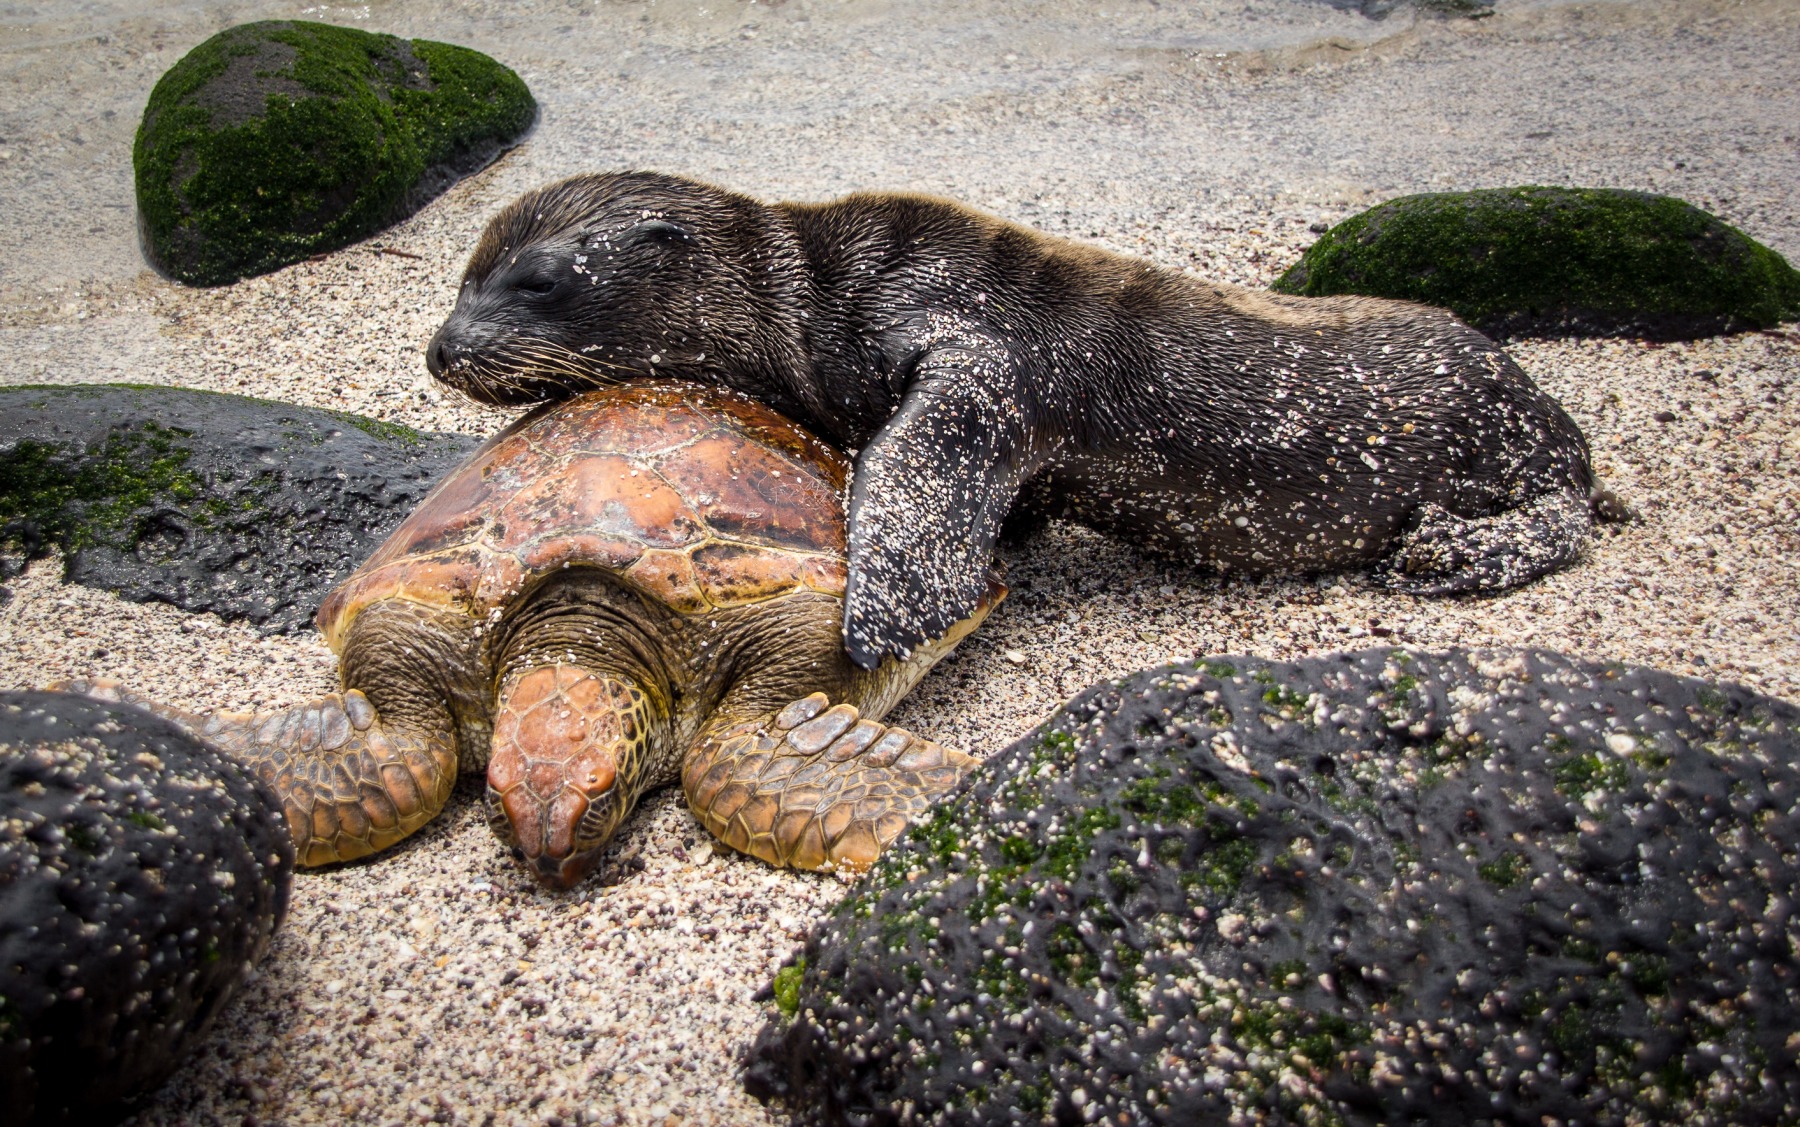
[427,173,1605,668]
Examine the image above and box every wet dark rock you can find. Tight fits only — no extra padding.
[0,384,480,631]
[1321,0,1493,18]
[1273,187,1800,340]
[135,20,536,285]
[0,690,293,1125]
[747,647,1800,1126]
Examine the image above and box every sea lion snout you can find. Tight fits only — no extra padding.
[426,305,572,406]
[424,290,484,387]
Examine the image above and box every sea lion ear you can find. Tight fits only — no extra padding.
[628,218,694,246]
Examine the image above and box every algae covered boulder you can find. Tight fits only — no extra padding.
[747,647,1800,1126]
[0,690,293,1125]
[134,20,536,285]
[0,384,480,629]
[1273,187,1800,340]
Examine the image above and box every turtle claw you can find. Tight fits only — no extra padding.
[785,704,860,753]
[774,693,830,729]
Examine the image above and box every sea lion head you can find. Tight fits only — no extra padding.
[426,171,776,405]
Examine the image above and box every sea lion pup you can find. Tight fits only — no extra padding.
[426,171,1615,670]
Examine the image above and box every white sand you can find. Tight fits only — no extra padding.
[1,0,1797,1123]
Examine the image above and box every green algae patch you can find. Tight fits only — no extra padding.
[134,20,536,285]
[0,423,203,555]
[772,960,805,1018]
[329,412,426,446]
[1273,187,1800,340]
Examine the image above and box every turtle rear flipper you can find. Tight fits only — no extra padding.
[51,679,456,867]
[683,692,975,874]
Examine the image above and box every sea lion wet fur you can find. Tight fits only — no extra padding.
[426,171,1613,669]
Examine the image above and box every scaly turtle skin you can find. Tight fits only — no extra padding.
[63,381,1001,888]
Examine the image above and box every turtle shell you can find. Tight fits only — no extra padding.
[315,381,849,653]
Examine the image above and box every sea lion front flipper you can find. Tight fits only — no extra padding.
[842,356,1039,670]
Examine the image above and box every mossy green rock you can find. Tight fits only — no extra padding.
[1273,187,1800,340]
[748,648,1800,1125]
[134,20,536,285]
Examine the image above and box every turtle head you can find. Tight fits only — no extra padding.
[484,664,656,890]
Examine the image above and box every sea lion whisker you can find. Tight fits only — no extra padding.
[510,336,635,376]
[499,355,616,389]
[465,359,545,401]
[484,343,587,372]
[505,344,597,370]
[500,342,630,388]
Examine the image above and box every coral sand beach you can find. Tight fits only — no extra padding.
[1,0,1796,1122]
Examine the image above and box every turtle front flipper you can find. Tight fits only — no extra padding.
[51,679,456,867]
[683,693,976,874]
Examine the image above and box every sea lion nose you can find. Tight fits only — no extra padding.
[426,330,452,377]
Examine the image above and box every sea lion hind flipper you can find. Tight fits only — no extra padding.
[1378,491,1595,596]
[842,363,1036,670]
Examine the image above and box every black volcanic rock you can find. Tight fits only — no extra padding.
[1272,187,1800,341]
[0,384,481,630]
[0,690,293,1125]
[748,647,1800,1126]
[135,20,536,285]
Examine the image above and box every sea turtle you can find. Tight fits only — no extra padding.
[60,380,1001,889]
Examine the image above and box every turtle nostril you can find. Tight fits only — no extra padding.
[533,855,576,890]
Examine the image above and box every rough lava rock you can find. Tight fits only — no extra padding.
[135,20,536,286]
[0,690,293,1126]
[0,384,480,630]
[1272,187,1800,341]
[747,647,1800,1126]
[1326,0,1494,17]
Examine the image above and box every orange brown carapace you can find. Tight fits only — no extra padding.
[317,381,850,651]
